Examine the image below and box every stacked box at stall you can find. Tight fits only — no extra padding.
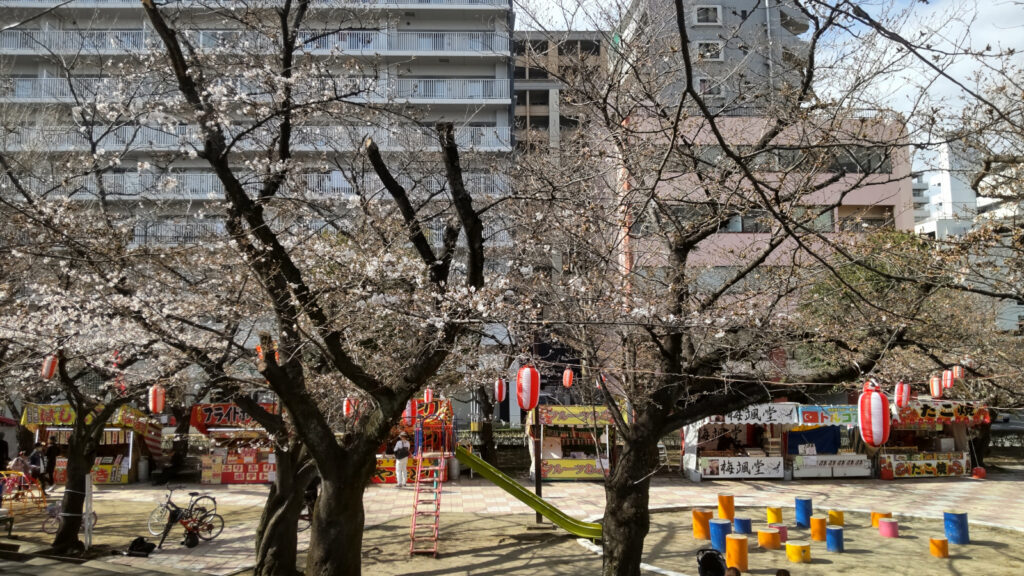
[192,403,277,485]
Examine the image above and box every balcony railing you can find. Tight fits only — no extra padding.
[0,76,509,103]
[0,29,509,56]
[3,125,511,152]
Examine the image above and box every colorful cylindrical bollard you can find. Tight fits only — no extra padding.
[769,523,788,542]
[733,517,752,535]
[810,514,828,541]
[758,528,781,549]
[930,537,950,558]
[786,540,811,563]
[693,509,714,540]
[826,526,844,553]
[828,509,844,526]
[718,494,735,520]
[767,506,783,525]
[944,510,970,545]
[871,510,892,528]
[879,518,900,538]
[795,497,813,528]
[725,534,749,571]
[710,519,732,553]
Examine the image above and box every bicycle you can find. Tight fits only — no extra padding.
[155,494,224,549]
[297,500,313,532]
[41,502,98,534]
[147,487,217,536]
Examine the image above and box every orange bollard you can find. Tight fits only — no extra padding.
[810,514,827,541]
[930,537,949,558]
[718,494,735,520]
[758,528,781,549]
[725,534,749,571]
[693,508,714,540]
[871,511,892,528]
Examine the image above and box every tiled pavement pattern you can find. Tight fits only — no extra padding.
[10,467,1024,575]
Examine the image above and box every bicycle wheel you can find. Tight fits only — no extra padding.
[191,495,217,517]
[42,515,61,534]
[147,505,169,536]
[196,513,224,541]
[297,502,312,532]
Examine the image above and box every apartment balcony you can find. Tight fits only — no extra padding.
[3,0,509,9]
[0,29,509,57]
[3,124,512,153]
[0,76,510,105]
[2,171,511,201]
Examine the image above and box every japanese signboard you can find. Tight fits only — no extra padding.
[798,405,859,426]
[719,403,800,424]
[894,400,990,426]
[541,458,609,479]
[879,453,968,478]
[20,403,154,435]
[536,405,617,427]
[190,403,278,434]
[698,456,785,479]
[371,457,445,484]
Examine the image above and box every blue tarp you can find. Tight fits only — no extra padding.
[787,425,841,455]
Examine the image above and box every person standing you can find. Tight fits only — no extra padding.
[28,442,45,481]
[44,437,61,491]
[393,432,411,488]
[0,432,9,466]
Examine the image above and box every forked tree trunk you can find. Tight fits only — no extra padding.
[52,432,94,553]
[474,385,497,464]
[601,438,659,576]
[165,403,192,481]
[254,443,312,576]
[305,457,374,576]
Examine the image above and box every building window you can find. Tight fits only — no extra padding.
[697,77,722,97]
[695,5,722,25]
[525,89,549,106]
[695,41,723,61]
[527,116,549,129]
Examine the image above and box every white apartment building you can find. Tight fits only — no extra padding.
[1,0,514,245]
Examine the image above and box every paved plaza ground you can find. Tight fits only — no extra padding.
[3,464,1024,575]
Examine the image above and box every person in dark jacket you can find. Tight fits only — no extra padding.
[44,437,61,490]
[28,442,45,482]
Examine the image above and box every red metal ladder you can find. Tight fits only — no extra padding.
[409,449,445,556]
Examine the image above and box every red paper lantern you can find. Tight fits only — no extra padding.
[41,355,58,380]
[423,387,434,404]
[494,377,506,403]
[929,375,943,399]
[402,400,414,425]
[942,369,954,390]
[562,368,574,389]
[859,387,891,447]
[148,384,166,414]
[517,365,540,411]
[343,397,356,418]
[952,365,965,379]
[863,378,880,392]
[894,380,910,408]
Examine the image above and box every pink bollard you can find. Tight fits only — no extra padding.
[769,523,788,542]
[878,518,899,538]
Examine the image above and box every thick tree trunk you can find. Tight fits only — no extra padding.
[601,432,659,576]
[52,434,93,553]
[473,385,497,464]
[305,460,372,576]
[254,444,312,576]
[165,404,192,481]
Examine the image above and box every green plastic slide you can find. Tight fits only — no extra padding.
[454,445,603,540]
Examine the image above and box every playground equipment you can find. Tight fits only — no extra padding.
[454,445,602,540]
[409,399,455,556]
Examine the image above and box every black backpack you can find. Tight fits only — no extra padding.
[128,536,157,557]
[696,547,727,576]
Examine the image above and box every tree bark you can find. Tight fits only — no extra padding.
[601,433,659,576]
[51,430,94,553]
[305,457,374,576]
[254,442,313,576]
[165,403,192,481]
[473,385,497,464]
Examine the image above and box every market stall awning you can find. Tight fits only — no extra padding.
[533,405,619,427]
[190,403,277,435]
[0,415,18,426]
[721,402,800,425]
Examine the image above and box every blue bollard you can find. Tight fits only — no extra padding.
[944,511,970,545]
[709,519,732,553]
[795,497,813,528]
[733,517,752,534]
[826,526,844,553]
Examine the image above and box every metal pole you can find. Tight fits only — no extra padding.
[534,404,542,524]
[83,473,93,550]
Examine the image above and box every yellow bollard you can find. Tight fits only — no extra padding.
[725,534,749,571]
[786,540,811,563]
[871,511,892,528]
[810,514,828,541]
[718,494,735,520]
[758,528,781,549]
[693,508,714,540]
[930,537,949,558]
[767,506,783,524]
[828,509,844,526]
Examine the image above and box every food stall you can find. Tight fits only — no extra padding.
[21,403,163,485]
[193,403,278,485]
[526,405,616,481]
[682,403,800,481]
[879,399,990,479]
[791,405,872,478]
[373,399,453,484]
